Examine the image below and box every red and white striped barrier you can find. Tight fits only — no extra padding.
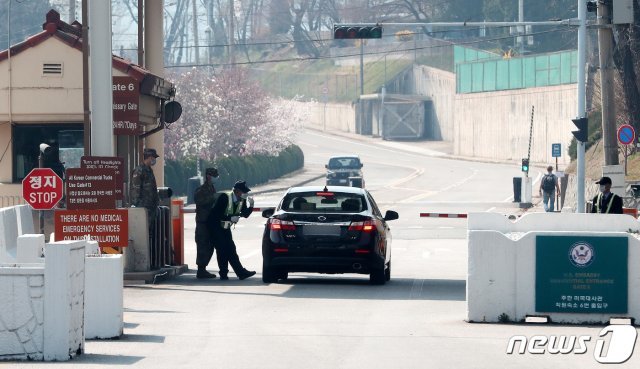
[420,212,467,219]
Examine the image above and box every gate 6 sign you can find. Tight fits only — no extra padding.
[22,168,63,210]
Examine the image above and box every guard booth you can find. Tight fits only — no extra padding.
[357,94,433,140]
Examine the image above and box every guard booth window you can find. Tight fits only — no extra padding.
[12,124,83,183]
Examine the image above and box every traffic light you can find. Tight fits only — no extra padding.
[571,117,588,142]
[521,158,529,173]
[586,1,597,12]
[333,25,383,39]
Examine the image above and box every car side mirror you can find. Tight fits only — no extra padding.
[360,163,363,168]
[262,208,275,218]
[325,164,328,169]
[383,210,399,221]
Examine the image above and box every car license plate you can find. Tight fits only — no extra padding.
[339,179,347,183]
[303,225,341,236]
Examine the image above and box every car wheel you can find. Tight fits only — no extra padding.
[370,268,386,285]
[262,263,278,283]
[385,261,391,281]
[276,271,288,281]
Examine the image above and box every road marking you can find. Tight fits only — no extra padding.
[486,207,496,212]
[410,279,424,299]
[422,251,432,258]
[438,226,454,229]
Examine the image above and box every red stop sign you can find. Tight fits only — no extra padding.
[22,168,63,210]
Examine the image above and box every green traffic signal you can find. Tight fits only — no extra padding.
[521,158,529,172]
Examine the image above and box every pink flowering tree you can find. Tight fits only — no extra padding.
[165,67,301,161]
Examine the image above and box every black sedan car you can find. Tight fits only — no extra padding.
[261,186,398,284]
[325,155,364,188]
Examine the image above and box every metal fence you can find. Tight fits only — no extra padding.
[456,47,578,94]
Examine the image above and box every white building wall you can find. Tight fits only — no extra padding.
[298,101,356,133]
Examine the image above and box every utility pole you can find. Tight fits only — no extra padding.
[206,0,214,65]
[69,0,76,23]
[229,0,235,65]
[191,0,200,64]
[598,0,619,165]
[518,0,524,55]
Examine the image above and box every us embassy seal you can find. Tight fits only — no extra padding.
[568,242,595,268]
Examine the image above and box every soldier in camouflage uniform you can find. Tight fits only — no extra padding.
[130,148,160,240]
[194,167,219,279]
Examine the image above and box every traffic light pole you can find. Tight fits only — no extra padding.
[576,0,587,213]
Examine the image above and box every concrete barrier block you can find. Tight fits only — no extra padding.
[0,207,19,262]
[17,234,45,263]
[15,205,35,235]
[467,230,517,322]
[85,254,123,339]
[85,240,99,255]
[43,240,86,361]
[123,207,150,273]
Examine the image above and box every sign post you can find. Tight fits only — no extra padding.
[617,124,636,175]
[551,143,562,209]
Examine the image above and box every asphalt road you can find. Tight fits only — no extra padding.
[12,131,639,368]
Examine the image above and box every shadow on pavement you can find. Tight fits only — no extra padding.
[127,275,466,301]
[68,353,145,365]
[277,277,466,301]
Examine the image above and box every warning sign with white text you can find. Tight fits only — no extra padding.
[54,209,128,248]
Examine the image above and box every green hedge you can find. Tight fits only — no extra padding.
[165,145,304,195]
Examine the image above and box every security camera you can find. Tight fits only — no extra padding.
[39,143,52,155]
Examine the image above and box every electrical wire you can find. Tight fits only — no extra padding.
[165,26,574,68]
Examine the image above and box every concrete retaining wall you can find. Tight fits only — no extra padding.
[468,213,640,324]
[455,85,577,166]
[297,101,356,133]
[411,65,456,141]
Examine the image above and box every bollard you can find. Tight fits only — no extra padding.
[512,177,522,203]
[171,199,184,265]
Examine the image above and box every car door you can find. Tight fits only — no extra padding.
[366,191,391,262]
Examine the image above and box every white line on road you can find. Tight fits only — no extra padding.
[410,279,424,299]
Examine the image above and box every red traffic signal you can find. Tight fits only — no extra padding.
[334,25,383,39]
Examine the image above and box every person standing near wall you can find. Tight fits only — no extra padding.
[590,176,623,214]
[539,165,560,212]
[130,148,160,240]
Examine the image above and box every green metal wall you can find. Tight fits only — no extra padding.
[455,46,577,94]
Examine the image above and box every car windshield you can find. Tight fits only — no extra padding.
[281,191,368,213]
[327,157,361,169]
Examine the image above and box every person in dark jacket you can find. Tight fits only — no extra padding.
[130,148,160,240]
[211,180,256,280]
[590,176,623,214]
[194,167,219,279]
